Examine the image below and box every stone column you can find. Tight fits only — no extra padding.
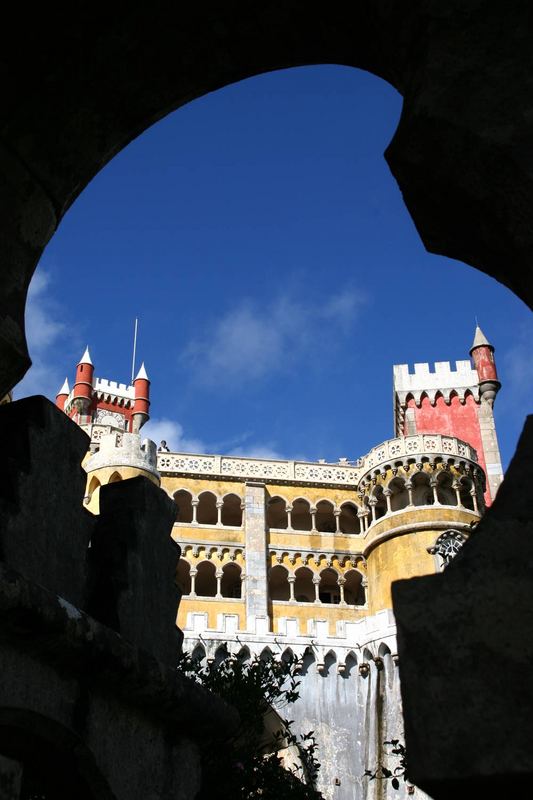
[288,575,296,602]
[406,481,414,506]
[191,498,199,524]
[216,499,223,527]
[369,496,377,523]
[286,504,293,531]
[430,477,439,505]
[189,568,197,597]
[478,398,504,501]
[310,506,317,532]
[338,575,346,605]
[334,509,341,533]
[313,574,321,603]
[215,569,223,598]
[244,481,269,631]
[383,488,392,514]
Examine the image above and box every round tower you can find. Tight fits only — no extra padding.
[55,378,70,411]
[132,362,150,433]
[72,347,94,422]
[470,325,501,406]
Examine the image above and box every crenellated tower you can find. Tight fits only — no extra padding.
[393,325,503,503]
[55,348,158,513]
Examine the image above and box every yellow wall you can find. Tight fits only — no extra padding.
[177,597,245,630]
[84,465,160,514]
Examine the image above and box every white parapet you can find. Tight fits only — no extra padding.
[84,431,159,477]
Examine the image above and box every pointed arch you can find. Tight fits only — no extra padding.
[108,471,122,484]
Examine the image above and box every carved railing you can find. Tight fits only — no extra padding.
[359,434,478,474]
[157,452,361,486]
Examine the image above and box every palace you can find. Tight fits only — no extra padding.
[55,326,503,800]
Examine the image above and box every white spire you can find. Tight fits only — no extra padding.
[57,377,70,395]
[470,325,491,352]
[78,346,93,366]
[134,362,149,381]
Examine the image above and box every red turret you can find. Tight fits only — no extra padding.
[470,325,501,406]
[55,378,70,411]
[132,362,150,432]
[72,346,94,421]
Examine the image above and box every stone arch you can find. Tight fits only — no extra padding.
[195,560,216,597]
[291,498,312,531]
[108,471,122,484]
[221,493,242,527]
[173,488,193,523]
[436,470,456,506]
[298,648,316,676]
[196,491,218,525]
[458,476,475,511]
[266,495,288,529]
[318,567,340,604]
[191,643,206,664]
[388,476,409,511]
[214,643,229,667]
[86,475,100,504]
[339,501,360,534]
[315,499,336,532]
[221,562,242,598]
[294,566,314,603]
[0,708,114,800]
[322,650,337,676]
[237,646,251,664]
[176,558,191,596]
[412,471,433,506]
[344,569,365,606]
[342,651,358,679]
[268,564,290,602]
[371,484,387,519]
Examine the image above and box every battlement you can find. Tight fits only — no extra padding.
[394,360,479,408]
[94,376,135,401]
[85,431,159,477]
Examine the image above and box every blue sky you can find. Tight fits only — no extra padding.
[16,65,531,469]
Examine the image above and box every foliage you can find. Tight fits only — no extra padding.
[364,739,414,793]
[177,647,324,799]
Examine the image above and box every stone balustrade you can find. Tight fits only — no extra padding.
[358,434,478,479]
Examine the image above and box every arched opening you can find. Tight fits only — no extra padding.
[339,502,359,534]
[316,500,336,532]
[343,652,358,678]
[436,471,456,506]
[196,491,217,525]
[221,562,242,598]
[191,643,206,664]
[412,471,433,506]
[267,496,288,529]
[176,558,191,595]
[344,569,365,606]
[322,650,337,676]
[221,493,242,527]
[389,476,409,511]
[174,489,194,523]
[108,471,122,484]
[292,498,312,531]
[318,568,340,604]
[372,484,387,519]
[195,561,217,597]
[294,566,314,603]
[237,646,251,664]
[298,648,315,676]
[459,477,475,511]
[86,475,100,504]
[268,564,290,601]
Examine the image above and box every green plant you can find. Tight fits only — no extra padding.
[364,739,414,793]
[177,648,324,799]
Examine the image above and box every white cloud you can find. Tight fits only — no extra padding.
[15,269,67,399]
[142,417,207,453]
[182,288,366,387]
[227,443,285,460]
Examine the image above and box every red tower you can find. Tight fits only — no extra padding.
[55,377,70,412]
[72,347,94,423]
[393,326,503,505]
[132,363,150,433]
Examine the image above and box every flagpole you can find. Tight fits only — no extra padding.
[131,318,138,384]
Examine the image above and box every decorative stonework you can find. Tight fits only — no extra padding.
[427,529,468,567]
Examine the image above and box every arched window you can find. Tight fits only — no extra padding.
[344,569,365,606]
[269,564,290,601]
[174,489,193,522]
[318,568,340,604]
[322,650,337,676]
[343,652,358,678]
[340,502,359,534]
[294,566,314,602]
[176,558,191,595]
[191,644,206,664]
[316,500,335,532]
[459,477,475,510]
[292,498,312,531]
[267,496,288,529]
[237,646,251,664]
[298,648,315,675]
[389,477,409,511]
[108,471,122,484]
[372,485,387,519]
[436,471,456,506]
[197,491,217,525]
[221,493,242,527]
[86,475,100,504]
[412,471,433,506]
[195,561,217,597]
[221,562,242,598]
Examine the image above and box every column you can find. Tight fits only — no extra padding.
[216,499,223,527]
[191,498,199,524]
[334,509,341,533]
[313,574,321,603]
[338,575,346,605]
[430,478,439,505]
[383,488,392,514]
[310,506,317,532]
[215,569,223,598]
[470,488,479,513]
[405,481,414,506]
[453,480,462,507]
[286,504,293,530]
[288,575,296,602]
[189,568,197,597]
[369,496,377,523]
[244,481,269,631]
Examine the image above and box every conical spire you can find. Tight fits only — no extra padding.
[470,325,492,353]
[78,346,93,366]
[134,362,149,381]
[56,377,70,396]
